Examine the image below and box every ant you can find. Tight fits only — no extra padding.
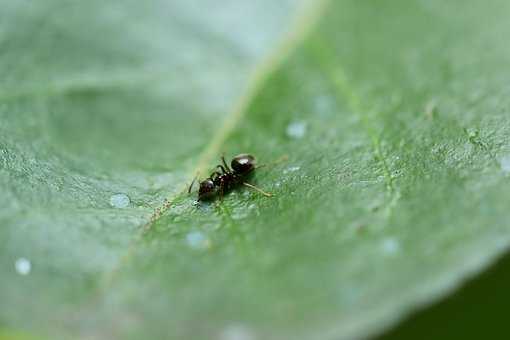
[188,153,272,201]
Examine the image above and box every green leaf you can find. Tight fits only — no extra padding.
[2,1,510,339]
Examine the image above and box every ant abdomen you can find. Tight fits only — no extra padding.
[231,154,255,175]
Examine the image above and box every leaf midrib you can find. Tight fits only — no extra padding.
[95,0,332,291]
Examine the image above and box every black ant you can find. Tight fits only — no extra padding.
[188,153,272,201]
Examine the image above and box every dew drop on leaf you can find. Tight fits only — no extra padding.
[283,166,300,174]
[499,155,510,174]
[185,231,211,250]
[286,121,307,139]
[15,258,31,275]
[109,193,130,208]
[381,238,400,256]
[219,324,255,340]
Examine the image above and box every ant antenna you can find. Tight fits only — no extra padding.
[255,154,288,170]
[243,182,273,197]
[188,173,199,193]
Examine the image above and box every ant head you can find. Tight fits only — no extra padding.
[198,179,215,200]
[231,154,255,175]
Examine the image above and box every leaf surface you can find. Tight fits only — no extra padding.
[2,1,510,340]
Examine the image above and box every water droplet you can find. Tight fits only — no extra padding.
[283,166,300,174]
[15,258,31,275]
[286,121,307,139]
[220,324,255,340]
[109,193,130,208]
[381,238,400,256]
[499,155,510,174]
[186,231,211,250]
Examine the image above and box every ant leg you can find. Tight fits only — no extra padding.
[188,173,199,193]
[221,155,231,172]
[210,171,222,179]
[216,165,228,174]
[243,182,273,197]
[219,182,225,201]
